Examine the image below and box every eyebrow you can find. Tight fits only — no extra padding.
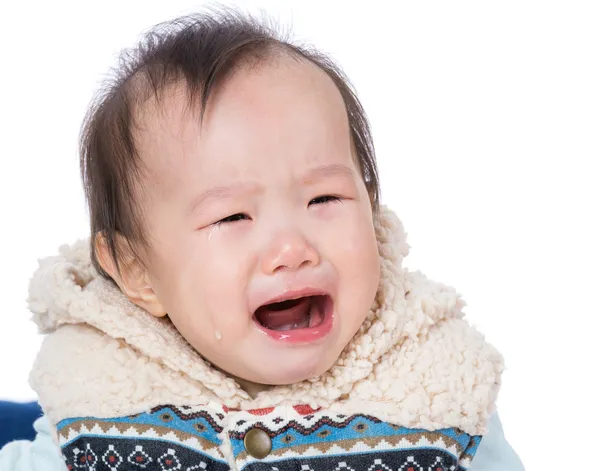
[188,183,257,215]
[301,164,355,184]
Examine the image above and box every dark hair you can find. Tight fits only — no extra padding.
[80,7,380,280]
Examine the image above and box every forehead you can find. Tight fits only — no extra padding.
[134,55,354,192]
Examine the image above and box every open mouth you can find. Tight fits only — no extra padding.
[254,295,329,332]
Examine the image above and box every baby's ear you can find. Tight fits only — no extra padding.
[94,232,167,318]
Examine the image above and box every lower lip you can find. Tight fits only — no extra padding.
[254,296,334,344]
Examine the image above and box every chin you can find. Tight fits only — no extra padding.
[256,348,338,386]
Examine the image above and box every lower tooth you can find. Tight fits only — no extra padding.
[274,323,296,331]
[271,312,313,331]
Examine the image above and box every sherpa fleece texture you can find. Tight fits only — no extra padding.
[27,206,504,439]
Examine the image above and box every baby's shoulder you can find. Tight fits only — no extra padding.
[30,324,209,427]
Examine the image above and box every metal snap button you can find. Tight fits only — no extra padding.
[243,428,272,459]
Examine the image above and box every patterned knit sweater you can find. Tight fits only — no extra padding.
[27,207,504,471]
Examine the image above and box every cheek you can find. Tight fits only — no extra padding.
[323,205,380,303]
[150,235,253,337]
[176,238,254,334]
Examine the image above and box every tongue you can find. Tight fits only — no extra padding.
[256,297,313,331]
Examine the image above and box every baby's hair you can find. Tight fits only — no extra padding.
[80,6,380,280]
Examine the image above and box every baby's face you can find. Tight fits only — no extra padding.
[133,56,380,386]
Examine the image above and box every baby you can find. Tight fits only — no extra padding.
[0,8,523,471]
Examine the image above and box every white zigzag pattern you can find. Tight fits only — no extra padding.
[58,421,224,461]
[230,406,355,433]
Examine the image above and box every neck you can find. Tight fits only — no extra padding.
[234,376,272,398]
[213,364,273,398]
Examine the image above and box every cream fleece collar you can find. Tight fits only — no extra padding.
[28,207,503,436]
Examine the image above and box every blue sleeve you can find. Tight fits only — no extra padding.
[0,416,66,471]
[0,401,42,448]
[469,411,525,470]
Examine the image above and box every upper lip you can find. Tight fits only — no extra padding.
[251,287,331,314]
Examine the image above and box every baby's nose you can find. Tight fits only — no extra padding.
[261,231,320,274]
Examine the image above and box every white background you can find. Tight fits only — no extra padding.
[1,1,599,468]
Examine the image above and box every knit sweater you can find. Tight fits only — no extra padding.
[23,207,515,470]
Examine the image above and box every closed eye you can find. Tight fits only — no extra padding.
[215,213,250,225]
[309,195,341,206]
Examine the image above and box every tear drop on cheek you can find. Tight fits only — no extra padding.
[208,225,220,242]
[215,330,222,340]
